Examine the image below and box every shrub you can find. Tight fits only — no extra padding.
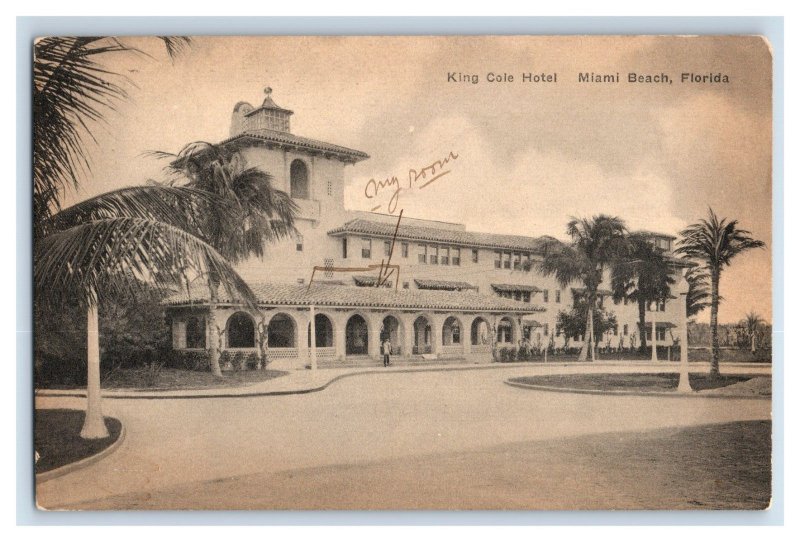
[245,351,260,370]
[230,351,247,372]
[219,351,233,371]
[508,347,518,362]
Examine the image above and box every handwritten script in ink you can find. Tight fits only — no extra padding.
[307,210,404,291]
[363,151,459,214]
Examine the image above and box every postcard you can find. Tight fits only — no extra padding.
[33,35,772,510]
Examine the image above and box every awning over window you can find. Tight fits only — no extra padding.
[492,283,542,293]
[415,279,477,291]
[522,317,543,327]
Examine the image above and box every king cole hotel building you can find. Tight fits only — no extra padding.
[164,90,687,370]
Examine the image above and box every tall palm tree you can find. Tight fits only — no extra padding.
[612,233,676,356]
[535,215,628,361]
[33,36,257,439]
[160,143,298,375]
[676,208,765,376]
[742,310,765,354]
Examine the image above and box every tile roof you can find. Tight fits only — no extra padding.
[328,218,555,252]
[491,283,542,293]
[415,279,477,291]
[163,281,545,313]
[221,130,369,162]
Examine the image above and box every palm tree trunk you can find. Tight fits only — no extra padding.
[207,276,223,377]
[710,269,721,377]
[638,298,647,354]
[80,302,109,439]
[589,303,596,362]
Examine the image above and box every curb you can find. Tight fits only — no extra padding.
[504,379,772,400]
[34,361,771,401]
[36,421,126,483]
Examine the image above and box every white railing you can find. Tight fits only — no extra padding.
[267,347,299,359]
[308,347,336,360]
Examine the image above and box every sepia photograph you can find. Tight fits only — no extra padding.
[31,35,773,511]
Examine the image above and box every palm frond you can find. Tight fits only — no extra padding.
[34,217,254,311]
[41,184,238,240]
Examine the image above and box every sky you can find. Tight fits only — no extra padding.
[64,36,773,324]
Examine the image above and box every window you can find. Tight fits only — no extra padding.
[494,251,501,269]
[503,252,512,269]
[514,292,522,301]
[361,238,372,259]
[327,178,332,196]
[452,247,461,266]
[524,254,532,271]
[290,159,309,199]
[513,252,521,270]
[613,324,619,336]
[430,245,439,265]
[384,240,391,257]
[295,233,303,252]
[401,242,409,258]
[555,289,561,303]
[659,300,666,311]
[543,289,549,303]
[403,281,410,289]
[441,247,450,265]
[186,316,206,349]
[657,328,666,341]
[418,244,427,264]
[472,249,479,263]
[523,292,531,303]
[544,323,549,336]
[342,238,348,259]
[623,324,629,335]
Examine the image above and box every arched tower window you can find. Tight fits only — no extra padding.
[290,159,309,200]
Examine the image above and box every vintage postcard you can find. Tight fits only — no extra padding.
[33,35,772,510]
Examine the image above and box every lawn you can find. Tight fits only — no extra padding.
[99,367,288,391]
[35,409,122,474]
[508,372,770,394]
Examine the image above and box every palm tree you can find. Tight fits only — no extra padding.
[676,208,765,376]
[742,311,765,354]
[159,143,298,375]
[612,233,676,357]
[33,36,258,439]
[535,215,628,361]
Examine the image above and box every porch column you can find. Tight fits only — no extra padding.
[431,315,443,355]
[334,313,347,361]
[367,313,382,359]
[402,314,415,357]
[309,305,317,371]
[296,311,310,370]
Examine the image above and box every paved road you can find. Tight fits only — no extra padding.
[35,364,771,509]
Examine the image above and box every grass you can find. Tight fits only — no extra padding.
[509,372,767,393]
[35,409,122,474]
[68,420,771,510]
[100,367,287,391]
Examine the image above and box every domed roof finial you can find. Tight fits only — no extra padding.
[264,86,272,97]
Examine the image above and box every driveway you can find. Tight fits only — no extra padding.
[35,364,771,509]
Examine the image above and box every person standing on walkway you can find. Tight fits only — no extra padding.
[383,338,392,367]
